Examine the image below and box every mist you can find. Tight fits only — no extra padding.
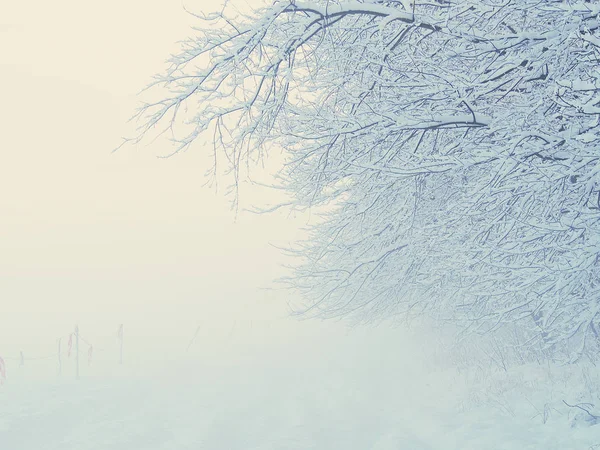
[1,1,599,449]
[0,2,432,444]
[0,0,299,361]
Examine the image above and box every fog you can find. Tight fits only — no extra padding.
[0,0,431,401]
[0,0,314,364]
[2,2,599,449]
[0,0,429,384]
[0,6,436,446]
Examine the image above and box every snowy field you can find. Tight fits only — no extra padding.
[1,322,599,450]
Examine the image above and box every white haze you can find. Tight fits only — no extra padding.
[0,0,432,428]
[1,1,599,449]
[0,0,313,364]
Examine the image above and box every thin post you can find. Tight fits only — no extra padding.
[186,325,200,352]
[118,324,123,365]
[75,325,79,380]
[58,338,62,376]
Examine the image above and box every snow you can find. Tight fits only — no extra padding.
[1,323,598,450]
[291,2,414,22]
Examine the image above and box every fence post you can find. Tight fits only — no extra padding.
[58,338,62,376]
[75,325,79,380]
[187,325,200,352]
[118,324,123,365]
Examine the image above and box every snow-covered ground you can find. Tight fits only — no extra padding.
[1,322,598,450]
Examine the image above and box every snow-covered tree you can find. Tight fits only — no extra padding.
[129,0,600,358]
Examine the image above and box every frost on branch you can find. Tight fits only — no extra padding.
[130,0,600,359]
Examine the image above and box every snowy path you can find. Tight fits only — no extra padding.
[1,367,436,450]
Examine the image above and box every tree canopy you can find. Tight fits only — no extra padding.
[130,0,600,359]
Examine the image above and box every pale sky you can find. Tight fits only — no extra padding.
[0,0,317,368]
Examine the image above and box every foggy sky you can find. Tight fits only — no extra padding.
[0,0,308,363]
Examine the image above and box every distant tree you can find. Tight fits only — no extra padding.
[128,0,600,359]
